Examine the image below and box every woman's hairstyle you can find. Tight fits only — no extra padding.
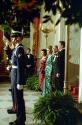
[41,49,47,55]
[54,45,58,49]
[47,45,53,53]
[48,45,52,50]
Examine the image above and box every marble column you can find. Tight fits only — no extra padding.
[79,28,82,103]
[64,26,69,94]
[0,29,4,62]
[32,17,40,57]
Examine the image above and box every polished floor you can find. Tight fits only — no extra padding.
[0,83,41,125]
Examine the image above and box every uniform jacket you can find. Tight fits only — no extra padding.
[11,44,26,85]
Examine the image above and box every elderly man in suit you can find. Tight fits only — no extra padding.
[9,27,26,125]
[52,41,65,91]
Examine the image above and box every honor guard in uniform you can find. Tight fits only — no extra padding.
[9,29,26,125]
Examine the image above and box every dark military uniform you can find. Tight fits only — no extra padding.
[11,43,26,125]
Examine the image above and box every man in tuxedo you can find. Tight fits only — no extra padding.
[25,48,34,78]
[52,41,65,91]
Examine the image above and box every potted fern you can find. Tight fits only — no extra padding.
[26,74,38,91]
[33,91,82,125]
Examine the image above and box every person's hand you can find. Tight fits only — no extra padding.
[6,65,11,71]
[17,84,23,90]
[26,65,31,68]
[56,73,60,78]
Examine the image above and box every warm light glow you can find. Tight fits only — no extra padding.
[5,42,8,46]
[40,22,55,47]
[40,22,54,33]
[12,0,37,10]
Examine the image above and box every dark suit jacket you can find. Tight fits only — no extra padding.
[25,54,34,67]
[52,49,65,77]
[52,49,65,90]
[25,54,34,75]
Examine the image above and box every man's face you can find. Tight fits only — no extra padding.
[11,36,22,44]
[58,43,62,50]
[27,49,30,54]
[11,36,16,43]
[53,47,58,53]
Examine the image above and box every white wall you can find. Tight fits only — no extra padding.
[68,25,80,84]
[22,23,32,53]
[22,37,30,51]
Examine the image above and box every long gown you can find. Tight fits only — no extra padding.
[38,56,47,90]
[42,54,53,96]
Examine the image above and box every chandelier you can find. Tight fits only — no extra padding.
[40,21,55,47]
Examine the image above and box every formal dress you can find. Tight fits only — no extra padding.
[42,54,53,96]
[38,56,47,90]
[52,49,65,91]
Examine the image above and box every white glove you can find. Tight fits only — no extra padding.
[56,73,60,78]
[26,65,31,68]
[6,65,11,71]
[17,84,23,90]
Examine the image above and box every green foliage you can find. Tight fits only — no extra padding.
[43,15,53,23]
[43,0,82,27]
[34,91,81,125]
[0,0,82,27]
[26,74,38,91]
[0,0,43,26]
